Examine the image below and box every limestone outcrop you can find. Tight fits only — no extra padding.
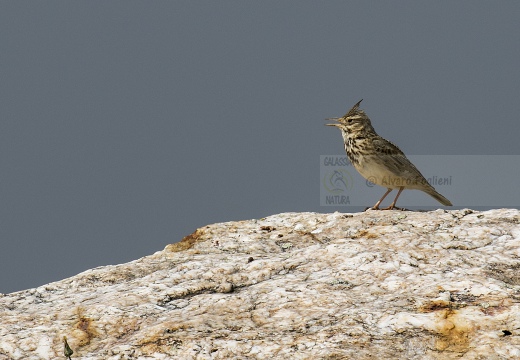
[1,209,520,359]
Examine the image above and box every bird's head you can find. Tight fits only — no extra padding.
[326,99,375,135]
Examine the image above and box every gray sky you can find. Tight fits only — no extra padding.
[1,2,519,294]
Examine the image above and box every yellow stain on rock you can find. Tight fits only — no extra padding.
[137,322,186,354]
[164,228,205,252]
[419,300,473,353]
[71,307,99,347]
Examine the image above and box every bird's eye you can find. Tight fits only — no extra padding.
[347,119,353,123]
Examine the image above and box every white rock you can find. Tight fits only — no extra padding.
[1,209,520,359]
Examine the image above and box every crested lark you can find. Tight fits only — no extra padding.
[326,99,452,210]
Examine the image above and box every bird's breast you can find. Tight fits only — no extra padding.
[352,156,403,189]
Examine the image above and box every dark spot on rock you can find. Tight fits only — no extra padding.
[351,229,378,239]
[450,293,478,304]
[247,257,254,263]
[418,300,452,313]
[260,226,276,232]
[498,217,519,224]
[486,263,520,286]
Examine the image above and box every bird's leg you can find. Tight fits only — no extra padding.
[382,187,405,210]
[367,188,393,210]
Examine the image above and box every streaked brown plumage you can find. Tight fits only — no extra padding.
[326,99,452,210]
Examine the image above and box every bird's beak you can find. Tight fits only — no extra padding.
[325,117,341,127]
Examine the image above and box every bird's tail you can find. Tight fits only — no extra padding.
[425,188,452,206]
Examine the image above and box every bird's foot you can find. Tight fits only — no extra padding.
[365,205,408,211]
[381,205,408,211]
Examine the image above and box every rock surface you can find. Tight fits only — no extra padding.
[1,209,520,359]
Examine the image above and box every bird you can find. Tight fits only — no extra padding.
[326,99,452,210]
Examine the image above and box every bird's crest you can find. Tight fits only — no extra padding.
[343,99,365,118]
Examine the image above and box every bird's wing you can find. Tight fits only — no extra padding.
[372,137,433,187]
